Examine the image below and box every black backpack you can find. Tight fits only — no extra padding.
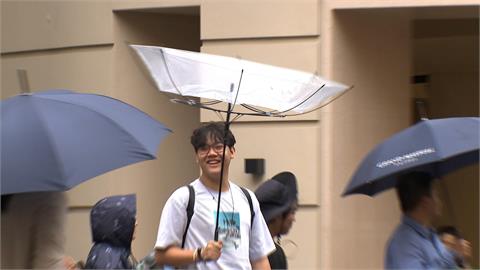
[181,185,255,248]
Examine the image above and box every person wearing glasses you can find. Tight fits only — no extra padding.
[154,122,275,270]
[255,172,298,270]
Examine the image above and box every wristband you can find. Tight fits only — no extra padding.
[197,247,204,261]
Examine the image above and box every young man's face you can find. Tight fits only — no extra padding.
[196,134,235,182]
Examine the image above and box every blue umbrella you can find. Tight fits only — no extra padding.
[1,90,171,195]
[343,117,479,197]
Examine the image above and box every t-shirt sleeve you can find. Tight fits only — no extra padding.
[248,190,276,261]
[155,187,190,250]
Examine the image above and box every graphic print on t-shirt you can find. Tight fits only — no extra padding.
[215,211,241,250]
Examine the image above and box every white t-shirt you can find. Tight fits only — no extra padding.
[155,179,275,270]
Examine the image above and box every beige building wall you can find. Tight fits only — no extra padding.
[1,1,478,269]
[320,8,411,268]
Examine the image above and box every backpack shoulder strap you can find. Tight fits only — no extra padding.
[181,185,195,248]
[240,187,255,229]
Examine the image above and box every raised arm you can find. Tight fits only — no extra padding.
[155,245,197,266]
[155,241,223,267]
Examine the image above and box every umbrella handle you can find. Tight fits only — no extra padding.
[214,103,232,241]
[214,73,243,241]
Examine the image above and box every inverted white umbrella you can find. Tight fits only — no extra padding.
[130,44,350,240]
[130,45,349,116]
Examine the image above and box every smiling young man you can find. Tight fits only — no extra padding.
[154,122,274,270]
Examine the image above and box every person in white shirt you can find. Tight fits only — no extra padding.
[154,122,275,270]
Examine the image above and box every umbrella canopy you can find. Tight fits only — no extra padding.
[343,117,480,197]
[130,45,350,116]
[1,90,171,195]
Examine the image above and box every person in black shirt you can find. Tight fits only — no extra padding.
[255,172,298,270]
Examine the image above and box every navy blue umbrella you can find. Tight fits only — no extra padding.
[1,90,171,195]
[343,117,479,197]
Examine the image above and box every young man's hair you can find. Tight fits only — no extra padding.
[395,171,434,213]
[190,122,236,152]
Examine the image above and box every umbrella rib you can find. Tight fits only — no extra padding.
[238,83,351,117]
[29,98,69,188]
[231,114,244,122]
[174,86,348,118]
[183,101,281,117]
[279,85,354,116]
[240,104,269,115]
[275,84,326,114]
[215,110,225,122]
[230,69,244,113]
[200,100,223,106]
[424,122,444,159]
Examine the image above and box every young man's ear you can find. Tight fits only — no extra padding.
[229,146,236,158]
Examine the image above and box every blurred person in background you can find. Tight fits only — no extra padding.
[1,192,68,269]
[85,194,138,269]
[385,171,457,269]
[255,172,298,270]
